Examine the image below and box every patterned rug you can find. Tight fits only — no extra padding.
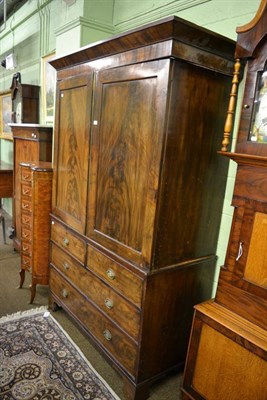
[0,308,121,400]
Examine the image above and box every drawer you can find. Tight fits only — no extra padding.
[21,212,32,229]
[21,199,32,213]
[21,254,32,271]
[21,240,32,256]
[21,227,32,242]
[51,245,140,340]
[21,168,32,183]
[21,184,32,197]
[87,245,143,308]
[51,220,86,263]
[50,267,138,377]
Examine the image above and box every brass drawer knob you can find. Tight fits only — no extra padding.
[63,237,69,247]
[104,298,114,310]
[106,269,116,280]
[62,288,68,298]
[63,261,70,270]
[103,329,112,341]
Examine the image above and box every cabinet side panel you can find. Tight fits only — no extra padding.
[155,60,231,267]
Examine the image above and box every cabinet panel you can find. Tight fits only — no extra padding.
[53,75,92,234]
[244,212,267,288]
[88,60,170,264]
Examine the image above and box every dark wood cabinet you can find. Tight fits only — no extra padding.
[49,16,235,400]
[182,2,267,399]
[19,162,53,303]
[10,124,53,252]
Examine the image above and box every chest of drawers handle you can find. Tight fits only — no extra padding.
[22,232,30,239]
[62,289,68,298]
[106,269,116,280]
[63,237,69,247]
[23,188,30,195]
[22,216,30,224]
[63,261,70,270]
[103,329,112,341]
[104,298,114,310]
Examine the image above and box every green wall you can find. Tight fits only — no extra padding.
[0,0,261,291]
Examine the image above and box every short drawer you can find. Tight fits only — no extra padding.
[87,245,143,308]
[51,245,140,340]
[21,227,32,242]
[51,220,86,263]
[21,168,32,183]
[21,199,32,213]
[21,184,32,197]
[21,212,32,229]
[21,254,32,271]
[50,268,138,377]
[21,240,32,256]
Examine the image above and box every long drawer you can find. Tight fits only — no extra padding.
[51,244,140,341]
[87,245,143,308]
[51,219,86,263]
[50,267,138,377]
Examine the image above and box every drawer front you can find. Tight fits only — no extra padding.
[21,199,32,213]
[21,212,32,229]
[21,168,32,183]
[21,254,32,271]
[51,220,86,263]
[87,245,143,308]
[21,240,32,256]
[21,227,32,242]
[21,184,32,197]
[51,245,140,340]
[50,268,138,376]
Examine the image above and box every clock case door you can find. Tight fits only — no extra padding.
[236,40,267,156]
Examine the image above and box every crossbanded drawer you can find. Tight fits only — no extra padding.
[21,254,32,271]
[51,244,140,341]
[21,168,32,183]
[51,220,86,263]
[21,199,32,213]
[87,245,143,308]
[21,184,32,197]
[21,227,32,242]
[21,212,32,229]
[21,240,32,256]
[50,267,138,377]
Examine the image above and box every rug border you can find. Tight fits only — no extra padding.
[0,306,48,323]
[48,311,122,400]
[0,308,122,400]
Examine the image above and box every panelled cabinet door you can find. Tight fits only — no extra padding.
[230,203,267,299]
[87,60,170,266]
[53,74,93,234]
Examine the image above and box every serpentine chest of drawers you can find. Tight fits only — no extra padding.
[49,16,235,400]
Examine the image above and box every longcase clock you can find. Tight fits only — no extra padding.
[181,1,267,399]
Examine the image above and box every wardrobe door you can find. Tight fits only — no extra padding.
[87,60,170,266]
[52,74,93,234]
